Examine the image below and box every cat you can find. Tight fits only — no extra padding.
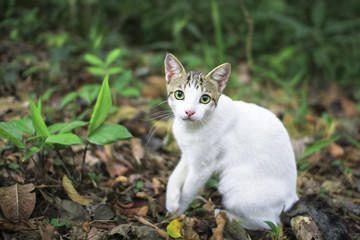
[164,53,351,239]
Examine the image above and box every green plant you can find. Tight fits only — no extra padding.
[133,180,144,193]
[264,221,281,240]
[0,74,132,179]
[44,218,72,229]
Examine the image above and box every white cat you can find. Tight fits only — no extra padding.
[164,53,299,230]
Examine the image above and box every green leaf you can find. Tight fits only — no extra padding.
[48,123,69,134]
[23,147,40,161]
[121,87,141,97]
[115,70,132,91]
[108,67,123,75]
[343,134,360,150]
[61,92,77,109]
[43,86,58,102]
[311,0,326,27]
[105,48,122,65]
[79,84,101,104]
[303,136,340,158]
[166,219,183,238]
[11,119,35,136]
[46,133,85,145]
[264,221,278,232]
[60,121,89,133]
[22,66,39,77]
[87,75,112,135]
[29,99,49,137]
[84,53,104,66]
[88,124,132,145]
[87,66,106,76]
[0,122,25,148]
[49,121,88,134]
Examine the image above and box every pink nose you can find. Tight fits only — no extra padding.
[185,111,195,117]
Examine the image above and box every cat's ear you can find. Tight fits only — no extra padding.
[206,63,231,91]
[164,53,186,84]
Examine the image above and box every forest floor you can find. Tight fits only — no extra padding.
[0,40,360,240]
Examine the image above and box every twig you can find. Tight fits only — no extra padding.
[80,143,88,181]
[134,215,168,238]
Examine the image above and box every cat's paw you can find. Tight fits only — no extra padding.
[166,192,180,214]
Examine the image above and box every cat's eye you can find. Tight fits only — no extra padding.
[174,90,185,100]
[200,94,211,104]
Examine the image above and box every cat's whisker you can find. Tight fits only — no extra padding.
[146,114,173,144]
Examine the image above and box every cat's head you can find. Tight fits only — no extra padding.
[164,53,231,124]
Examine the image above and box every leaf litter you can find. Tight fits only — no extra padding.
[0,44,359,240]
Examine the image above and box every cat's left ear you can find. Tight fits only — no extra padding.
[206,63,231,92]
[164,53,186,84]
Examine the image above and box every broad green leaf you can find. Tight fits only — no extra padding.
[108,67,123,75]
[29,99,49,137]
[79,84,101,104]
[115,70,132,91]
[49,121,88,134]
[11,119,35,135]
[166,219,183,238]
[121,87,141,97]
[0,122,25,148]
[46,133,85,145]
[87,67,105,76]
[49,123,69,134]
[84,53,104,66]
[303,136,340,158]
[87,74,112,135]
[105,48,122,65]
[87,124,132,145]
[61,92,77,108]
[23,147,40,161]
[60,121,88,133]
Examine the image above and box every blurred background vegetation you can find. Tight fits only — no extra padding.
[0,0,359,112]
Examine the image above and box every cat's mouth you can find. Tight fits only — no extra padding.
[182,116,195,122]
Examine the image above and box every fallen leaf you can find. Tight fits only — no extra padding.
[203,199,215,214]
[106,175,128,187]
[0,183,36,221]
[0,219,37,231]
[136,192,149,199]
[94,204,115,220]
[60,199,91,222]
[96,150,128,178]
[166,219,184,238]
[330,143,344,158]
[113,204,148,217]
[39,221,55,240]
[182,217,200,240]
[87,227,107,240]
[62,175,92,206]
[152,177,162,195]
[211,211,227,240]
[320,180,345,194]
[131,137,144,165]
[83,221,90,233]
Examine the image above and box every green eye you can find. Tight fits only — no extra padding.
[200,94,211,104]
[174,90,185,100]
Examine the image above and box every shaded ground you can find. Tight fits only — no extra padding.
[0,40,360,239]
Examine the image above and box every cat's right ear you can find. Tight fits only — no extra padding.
[164,53,186,84]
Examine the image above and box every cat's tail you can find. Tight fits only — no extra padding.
[281,194,351,240]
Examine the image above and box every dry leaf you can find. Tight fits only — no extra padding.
[62,175,92,206]
[330,143,344,158]
[106,175,128,187]
[82,221,90,233]
[136,192,149,199]
[131,138,144,165]
[211,211,227,240]
[152,177,162,195]
[0,183,36,221]
[113,204,148,217]
[96,150,128,178]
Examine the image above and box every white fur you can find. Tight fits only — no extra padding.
[166,90,298,230]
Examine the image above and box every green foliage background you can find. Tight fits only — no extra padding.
[1,0,359,89]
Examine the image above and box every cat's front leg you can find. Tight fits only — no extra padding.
[166,158,188,214]
[178,167,213,214]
